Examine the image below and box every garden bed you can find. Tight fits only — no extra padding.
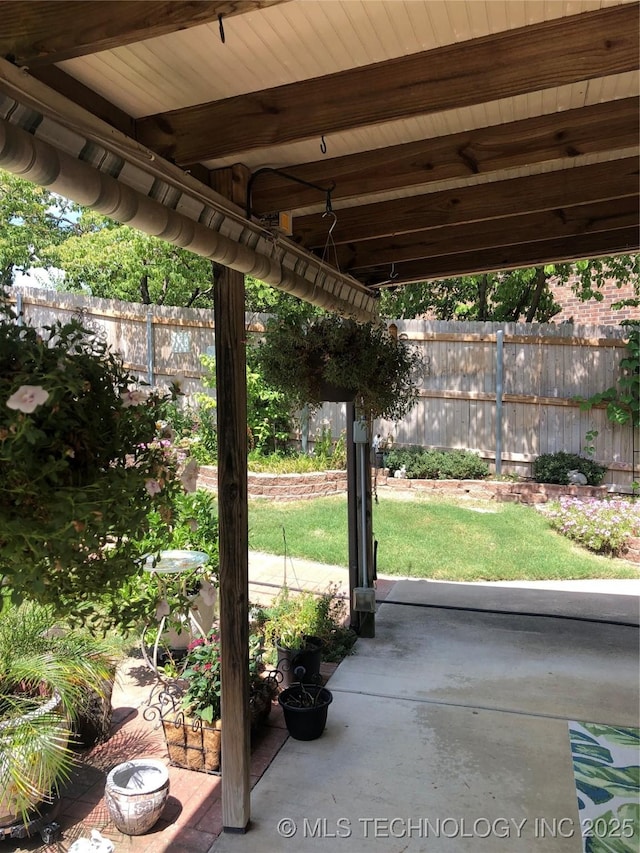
[197,465,612,506]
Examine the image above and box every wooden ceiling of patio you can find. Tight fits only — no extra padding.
[1,0,638,291]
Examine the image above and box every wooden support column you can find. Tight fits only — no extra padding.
[214,262,250,832]
[346,402,359,631]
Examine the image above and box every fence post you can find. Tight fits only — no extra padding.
[300,404,309,454]
[495,329,504,476]
[146,310,155,386]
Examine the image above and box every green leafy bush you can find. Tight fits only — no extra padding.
[532,452,607,486]
[247,445,347,473]
[0,294,193,616]
[385,447,489,480]
[98,488,219,635]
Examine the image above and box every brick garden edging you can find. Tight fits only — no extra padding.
[625,538,640,564]
[379,477,609,505]
[197,465,607,505]
[197,465,347,501]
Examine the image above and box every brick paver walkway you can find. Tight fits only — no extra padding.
[10,554,392,853]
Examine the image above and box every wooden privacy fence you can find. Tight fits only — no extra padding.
[10,285,216,399]
[10,287,638,487]
[311,319,638,487]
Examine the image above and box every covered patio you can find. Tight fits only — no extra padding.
[10,558,639,853]
[1,0,638,836]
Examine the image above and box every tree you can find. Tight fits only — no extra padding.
[379,257,639,322]
[0,169,78,287]
[52,210,217,307]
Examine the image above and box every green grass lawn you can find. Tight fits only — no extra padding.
[247,494,639,582]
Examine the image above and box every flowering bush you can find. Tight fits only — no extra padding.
[0,292,197,618]
[542,497,640,556]
[180,629,266,724]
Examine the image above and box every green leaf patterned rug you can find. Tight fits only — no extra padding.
[569,722,639,853]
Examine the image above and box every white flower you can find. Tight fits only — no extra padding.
[6,385,49,413]
[179,458,199,493]
[145,478,162,496]
[120,389,148,408]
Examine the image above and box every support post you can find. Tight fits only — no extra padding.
[355,415,375,638]
[346,402,359,631]
[495,329,504,476]
[214,264,250,832]
[146,309,155,387]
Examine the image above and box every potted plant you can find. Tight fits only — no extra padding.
[278,682,333,741]
[260,585,356,689]
[0,290,197,623]
[0,601,117,830]
[255,314,423,421]
[148,626,277,774]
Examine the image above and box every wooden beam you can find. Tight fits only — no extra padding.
[365,228,640,286]
[295,157,639,247]
[0,1,288,67]
[135,3,640,164]
[251,98,640,213]
[29,66,134,136]
[337,197,640,272]
[215,263,250,833]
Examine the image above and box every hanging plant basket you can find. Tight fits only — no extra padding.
[162,711,222,774]
[255,315,423,420]
[145,674,278,774]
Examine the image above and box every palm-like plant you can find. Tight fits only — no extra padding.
[0,601,117,828]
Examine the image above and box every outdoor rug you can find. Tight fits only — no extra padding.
[568,721,639,853]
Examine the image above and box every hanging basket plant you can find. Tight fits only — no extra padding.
[255,314,423,421]
[0,291,196,620]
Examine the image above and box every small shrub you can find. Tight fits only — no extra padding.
[542,497,640,556]
[532,452,607,486]
[385,447,489,480]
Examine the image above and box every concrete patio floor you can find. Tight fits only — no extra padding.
[212,571,639,853]
[7,556,638,853]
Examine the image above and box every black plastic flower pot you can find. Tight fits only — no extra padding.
[276,635,323,689]
[278,685,333,741]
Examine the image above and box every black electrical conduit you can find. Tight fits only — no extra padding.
[376,597,640,630]
[248,579,639,629]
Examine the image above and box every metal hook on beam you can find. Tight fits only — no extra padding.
[246,167,335,221]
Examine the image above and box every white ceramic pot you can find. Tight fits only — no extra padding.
[104,758,169,835]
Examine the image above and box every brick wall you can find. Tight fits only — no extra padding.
[550,277,638,326]
[198,466,611,505]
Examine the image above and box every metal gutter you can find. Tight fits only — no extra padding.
[0,60,377,321]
